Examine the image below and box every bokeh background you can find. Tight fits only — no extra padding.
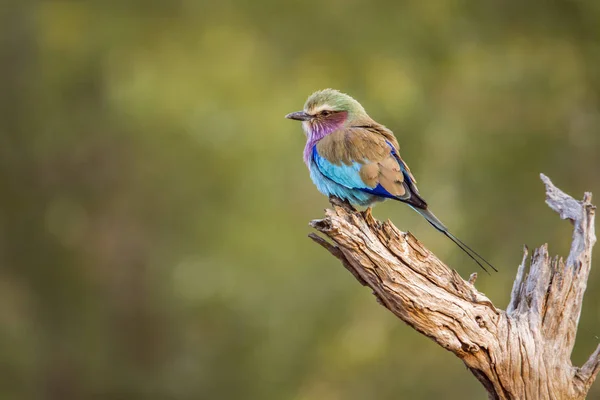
[2,1,600,399]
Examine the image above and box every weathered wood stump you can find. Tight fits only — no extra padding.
[309,174,599,400]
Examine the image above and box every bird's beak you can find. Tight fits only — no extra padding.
[285,111,312,121]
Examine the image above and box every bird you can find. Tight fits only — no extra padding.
[285,88,497,274]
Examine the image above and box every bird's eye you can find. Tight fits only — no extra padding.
[321,110,332,116]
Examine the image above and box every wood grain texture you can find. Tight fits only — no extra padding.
[309,174,599,400]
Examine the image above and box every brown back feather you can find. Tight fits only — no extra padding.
[315,120,426,206]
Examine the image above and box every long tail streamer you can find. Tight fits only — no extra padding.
[413,207,498,274]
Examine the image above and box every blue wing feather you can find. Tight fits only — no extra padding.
[312,147,369,190]
[312,146,402,200]
[359,183,396,198]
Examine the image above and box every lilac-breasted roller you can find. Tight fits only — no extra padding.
[286,88,497,273]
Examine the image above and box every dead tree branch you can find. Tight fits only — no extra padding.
[309,174,599,400]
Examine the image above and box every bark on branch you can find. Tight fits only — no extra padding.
[309,174,599,400]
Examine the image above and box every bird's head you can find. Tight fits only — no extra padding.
[285,89,368,136]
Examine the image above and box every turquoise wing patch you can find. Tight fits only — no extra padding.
[312,147,368,189]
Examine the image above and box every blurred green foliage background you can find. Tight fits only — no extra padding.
[2,0,600,399]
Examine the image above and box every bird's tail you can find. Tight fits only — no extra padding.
[412,207,498,274]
